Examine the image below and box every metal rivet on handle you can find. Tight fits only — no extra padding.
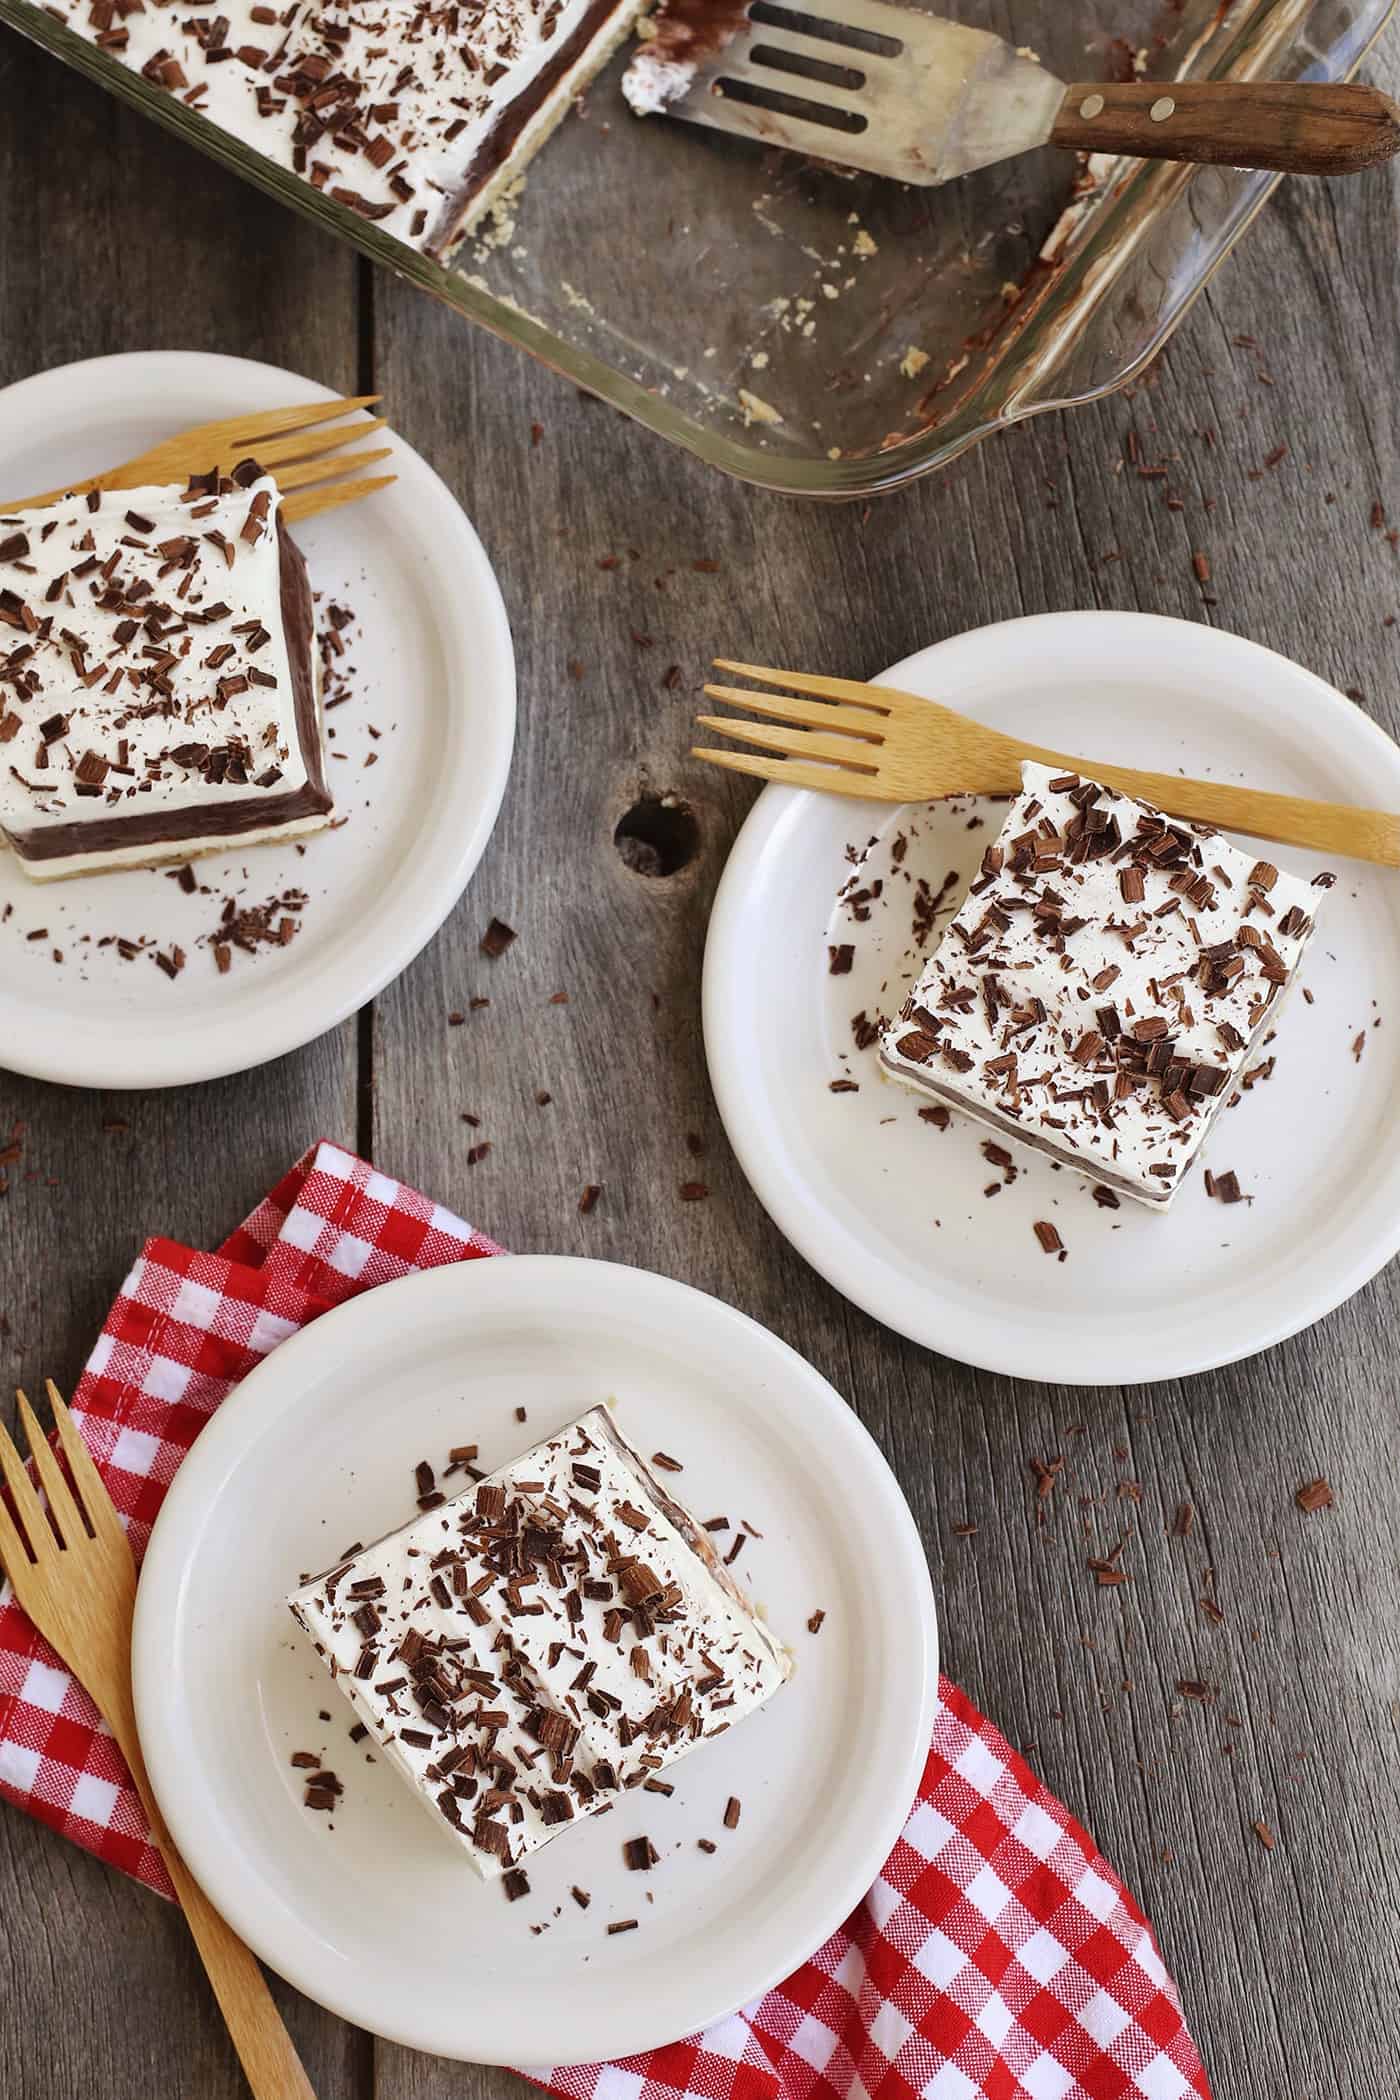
[1150,95,1176,121]
[1079,92,1105,119]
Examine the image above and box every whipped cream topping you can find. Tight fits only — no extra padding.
[56,0,643,254]
[621,46,696,115]
[0,471,327,874]
[881,762,1324,1208]
[289,1405,792,1880]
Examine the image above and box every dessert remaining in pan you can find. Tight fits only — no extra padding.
[0,465,331,881]
[289,1403,792,1880]
[54,0,649,257]
[880,762,1322,1209]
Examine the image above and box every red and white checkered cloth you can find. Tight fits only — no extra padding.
[0,1141,1210,2100]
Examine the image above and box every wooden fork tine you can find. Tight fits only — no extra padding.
[244,416,387,470]
[694,716,879,772]
[15,1390,87,1549]
[46,1382,126,1553]
[692,747,894,799]
[702,684,887,741]
[282,475,397,525]
[206,394,382,448]
[273,445,394,492]
[0,1417,52,1563]
[711,661,895,713]
[0,1465,28,1582]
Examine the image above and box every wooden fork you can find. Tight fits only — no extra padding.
[4,395,394,525]
[696,659,1400,866]
[0,1382,316,2100]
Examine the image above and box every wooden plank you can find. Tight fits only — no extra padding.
[368,78,1400,2100]
[0,34,365,2100]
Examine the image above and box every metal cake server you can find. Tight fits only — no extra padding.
[631,4,1400,184]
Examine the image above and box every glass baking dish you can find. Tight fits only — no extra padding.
[2,0,1391,495]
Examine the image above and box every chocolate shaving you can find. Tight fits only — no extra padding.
[481,917,517,958]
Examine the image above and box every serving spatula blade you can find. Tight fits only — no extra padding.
[645,10,1063,184]
[625,0,1400,186]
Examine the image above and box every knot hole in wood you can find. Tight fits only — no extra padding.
[613,792,700,878]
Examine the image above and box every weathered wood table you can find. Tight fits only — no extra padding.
[3,28,1398,2099]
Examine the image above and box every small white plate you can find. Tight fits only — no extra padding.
[704,612,1400,1385]
[0,351,514,1089]
[133,1256,937,2064]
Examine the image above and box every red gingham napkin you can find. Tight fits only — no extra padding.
[0,1141,1210,2100]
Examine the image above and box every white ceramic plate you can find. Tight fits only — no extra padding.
[133,1256,938,2064]
[704,612,1400,1385]
[0,351,514,1088]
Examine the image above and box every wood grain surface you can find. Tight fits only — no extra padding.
[3,20,1399,2100]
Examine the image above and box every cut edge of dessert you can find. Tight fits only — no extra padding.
[444,0,655,256]
[0,463,332,883]
[288,1401,792,1882]
[879,760,1323,1211]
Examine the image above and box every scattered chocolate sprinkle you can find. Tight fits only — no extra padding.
[623,1835,659,1871]
[1252,1819,1275,1852]
[579,1184,603,1214]
[571,1886,591,1909]
[723,1796,741,1830]
[828,943,854,975]
[502,1868,531,1902]
[606,1919,639,1936]
[1033,1220,1065,1257]
[650,1452,683,1472]
[481,917,517,959]
[807,1609,825,1635]
[1295,1477,1333,1513]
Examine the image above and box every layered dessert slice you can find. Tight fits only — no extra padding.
[55,0,649,258]
[880,762,1323,1209]
[0,466,331,881]
[288,1404,792,1879]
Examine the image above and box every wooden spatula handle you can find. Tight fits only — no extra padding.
[1051,79,1400,175]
